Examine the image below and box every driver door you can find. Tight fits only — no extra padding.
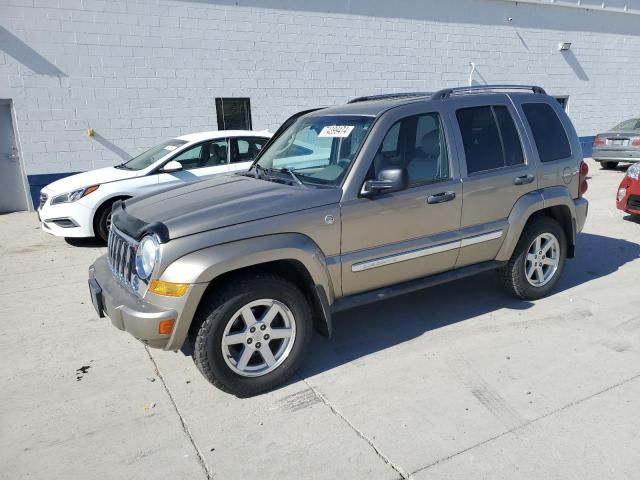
[157,139,230,185]
[340,107,463,296]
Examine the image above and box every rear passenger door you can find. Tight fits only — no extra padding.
[447,95,537,267]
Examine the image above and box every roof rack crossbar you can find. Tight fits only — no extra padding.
[431,84,546,100]
[348,92,433,104]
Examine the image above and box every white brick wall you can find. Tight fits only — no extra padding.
[0,0,639,176]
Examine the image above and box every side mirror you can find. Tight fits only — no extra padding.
[361,167,409,197]
[161,160,183,173]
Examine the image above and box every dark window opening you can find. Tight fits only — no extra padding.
[215,98,252,130]
[554,96,569,111]
[456,105,524,174]
[522,102,572,163]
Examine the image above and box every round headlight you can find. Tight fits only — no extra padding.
[135,235,159,280]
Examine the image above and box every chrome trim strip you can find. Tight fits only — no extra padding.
[351,240,461,272]
[351,229,504,272]
[460,229,503,248]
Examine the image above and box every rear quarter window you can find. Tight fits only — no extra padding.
[522,103,571,162]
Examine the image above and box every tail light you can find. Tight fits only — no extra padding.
[593,136,604,147]
[631,137,640,147]
[578,160,589,197]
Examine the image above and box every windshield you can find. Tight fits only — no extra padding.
[612,118,640,131]
[255,115,373,185]
[120,139,188,171]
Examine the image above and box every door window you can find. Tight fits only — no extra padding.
[521,103,571,162]
[171,144,203,170]
[201,139,229,167]
[456,105,524,174]
[232,137,268,163]
[371,112,449,186]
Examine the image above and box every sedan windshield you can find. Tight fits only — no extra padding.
[612,118,640,131]
[119,139,188,171]
[255,115,373,186]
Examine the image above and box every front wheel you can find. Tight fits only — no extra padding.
[499,217,567,300]
[192,274,312,397]
[94,201,114,243]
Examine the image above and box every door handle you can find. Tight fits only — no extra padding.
[514,174,535,185]
[427,191,456,204]
[7,153,19,160]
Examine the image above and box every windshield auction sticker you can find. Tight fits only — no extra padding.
[318,125,355,138]
[164,145,178,151]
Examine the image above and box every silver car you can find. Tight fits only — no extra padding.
[592,117,640,169]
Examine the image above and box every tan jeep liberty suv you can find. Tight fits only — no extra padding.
[88,85,589,396]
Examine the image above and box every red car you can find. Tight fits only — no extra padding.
[616,163,640,217]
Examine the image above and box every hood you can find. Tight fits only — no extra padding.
[122,174,342,239]
[43,167,142,194]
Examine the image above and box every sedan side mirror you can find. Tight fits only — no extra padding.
[361,167,409,197]
[162,160,183,173]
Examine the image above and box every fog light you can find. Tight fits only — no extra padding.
[149,279,189,297]
[158,319,175,335]
[617,188,627,202]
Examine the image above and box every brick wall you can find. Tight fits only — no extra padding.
[1,0,639,180]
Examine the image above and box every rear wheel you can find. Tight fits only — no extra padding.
[499,217,567,300]
[192,274,312,397]
[601,161,618,170]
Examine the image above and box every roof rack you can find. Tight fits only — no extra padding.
[348,92,433,104]
[431,85,546,100]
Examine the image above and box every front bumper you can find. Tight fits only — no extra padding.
[89,255,207,350]
[616,176,640,215]
[39,198,94,237]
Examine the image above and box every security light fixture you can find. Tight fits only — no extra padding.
[558,42,571,51]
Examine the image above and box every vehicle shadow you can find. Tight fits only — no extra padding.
[65,237,106,248]
[298,232,640,379]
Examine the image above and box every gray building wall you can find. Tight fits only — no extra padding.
[1,0,639,207]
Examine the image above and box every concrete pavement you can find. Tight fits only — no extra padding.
[1,158,638,479]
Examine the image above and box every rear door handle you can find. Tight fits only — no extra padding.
[514,174,535,185]
[427,191,456,204]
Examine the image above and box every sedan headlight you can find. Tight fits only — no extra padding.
[626,163,640,180]
[135,235,159,280]
[50,185,99,205]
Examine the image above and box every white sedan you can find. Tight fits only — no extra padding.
[38,130,271,241]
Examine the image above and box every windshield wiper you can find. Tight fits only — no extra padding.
[251,164,306,187]
[114,162,132,170]
[275,168,306,187]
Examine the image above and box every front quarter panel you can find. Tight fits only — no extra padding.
[160,233,337,304]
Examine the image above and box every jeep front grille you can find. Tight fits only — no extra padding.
[39,192,48,209]
[108,227,138,288]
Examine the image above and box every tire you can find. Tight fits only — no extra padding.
[94,201,114,243]
[499,217,567,300]
[601,161,618,170]
[192,273,312,397]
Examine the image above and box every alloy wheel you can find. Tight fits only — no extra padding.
[221,299,296,377]
[524,232,560,287]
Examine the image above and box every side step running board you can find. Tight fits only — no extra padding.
[331,261,505,313]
